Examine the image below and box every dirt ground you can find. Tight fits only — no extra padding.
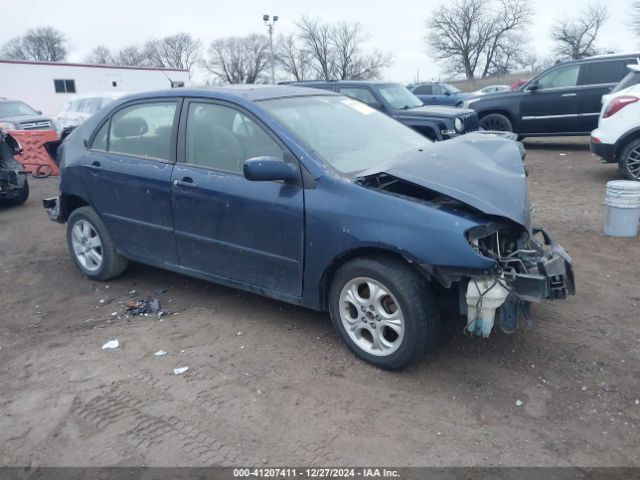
[1,137,639,467]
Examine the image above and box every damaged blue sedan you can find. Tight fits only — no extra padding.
[44,86,574,369]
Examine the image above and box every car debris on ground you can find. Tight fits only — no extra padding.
[173,367,189,375]
[125,296,168,318]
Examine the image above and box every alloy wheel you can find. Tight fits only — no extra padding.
[71,219,103,272]
[339,277,405,356]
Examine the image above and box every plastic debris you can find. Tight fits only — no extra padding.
[635,399,639,406]
[125,296,168,318]
[102,339,120,349]
[559,153,567,156]
[154,350,168,357]
[236,331,245,336]
[173,366,189,375]
[515,399,524,407]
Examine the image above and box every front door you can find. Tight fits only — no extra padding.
[82,99,181,264]
[519,63,581,134]
[171,100,304,297]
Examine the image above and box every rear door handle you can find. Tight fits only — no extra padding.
[88,160,101,170]
[173,178,199,189]
[562,93,576,97]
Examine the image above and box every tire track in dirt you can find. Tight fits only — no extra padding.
[71,386,243,465]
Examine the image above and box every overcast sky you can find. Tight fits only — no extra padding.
[2,0,631,83]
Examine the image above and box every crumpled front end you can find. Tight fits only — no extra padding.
[461,222,575,336]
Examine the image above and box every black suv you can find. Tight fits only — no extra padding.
[288,81,480,141]
[0,99,56,131]
[462,53,640,137]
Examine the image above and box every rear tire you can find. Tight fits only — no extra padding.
[618,137,640,180]
[480,113,513,132]
[328,255,441,370]
[67,206,128,281]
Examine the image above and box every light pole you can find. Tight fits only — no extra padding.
[263,14,278,84]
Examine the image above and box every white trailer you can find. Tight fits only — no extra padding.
[0,60,190,116]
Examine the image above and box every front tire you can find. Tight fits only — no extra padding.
[618,137,640,180]
[67,206,128,281]
[328,256,441,370]
[480,113,513,132]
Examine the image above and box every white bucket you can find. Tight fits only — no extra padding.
[604,180,640,237]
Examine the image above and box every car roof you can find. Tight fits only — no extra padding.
[121,85,338,103]
[286,80,398,87]
[554,53,640,66]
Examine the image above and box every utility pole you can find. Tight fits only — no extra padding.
[263,14,279,84]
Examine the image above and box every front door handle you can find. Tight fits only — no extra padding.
[562,93,577,97]
[88,160,101,170]
[173,178,199,189]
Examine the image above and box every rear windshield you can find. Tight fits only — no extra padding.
[611,70,640,94]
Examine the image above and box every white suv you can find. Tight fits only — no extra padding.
[57,92,126,135]
[591,64,640,180]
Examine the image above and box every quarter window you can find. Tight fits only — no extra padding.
[537,65,580,89]
[107,102,177,161]
[91,121,109,151]
[580,60,630,86]
[185,102,284,174]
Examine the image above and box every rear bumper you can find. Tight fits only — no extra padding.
[590,138,616,163]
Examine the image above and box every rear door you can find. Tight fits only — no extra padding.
[519,63,581,134]
[171,99,304,296]
[83,99,181,264]
[576,58,633,133]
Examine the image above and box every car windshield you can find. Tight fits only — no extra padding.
[0,101,39,117]
[260,95,431,174]
[375,84,423,109]
[443,84,461,94]
[611,69,640,94]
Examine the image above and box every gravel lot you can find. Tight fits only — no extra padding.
[1,137,639,467]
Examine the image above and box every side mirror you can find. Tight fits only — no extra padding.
[36,110,43,115]
[444,91,451,96]
[243,156,298,183]
[527,81,539,92]
[370,102,384,111]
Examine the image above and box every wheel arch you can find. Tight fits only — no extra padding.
[59,193,90,222]
[614,127,640,158]
[318,246,432,311]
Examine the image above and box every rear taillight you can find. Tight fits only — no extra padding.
[603,96,639,118]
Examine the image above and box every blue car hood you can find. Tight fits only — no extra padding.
[361,135,530,228]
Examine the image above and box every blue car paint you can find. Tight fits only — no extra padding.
[57,86,523,311]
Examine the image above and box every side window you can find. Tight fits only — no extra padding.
[414,85,432,95]
[431,85,445,95]
[537,64,580,89]
[580,60,629,86]
[108,102,177,161]
[185,102,285,174]
[338,88,379,106]
[91,121,109,151]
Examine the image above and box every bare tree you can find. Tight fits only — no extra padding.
[294,16,393,80]
[276,33,311,81]
[145,33,201,77]
[84,45,114,64]
[1,26,68,62]
[630,1,640,35]
[425,0,532,79]
[113,44,150,66]
[551,3,609,60]
[203,34,270,84]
